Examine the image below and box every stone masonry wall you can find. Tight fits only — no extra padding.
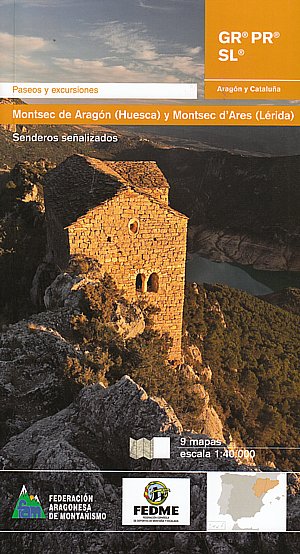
[45,210,70,270]
[67,189,187,360]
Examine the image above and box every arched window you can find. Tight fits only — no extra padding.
[136,273,146,293]
[147,273,159,293]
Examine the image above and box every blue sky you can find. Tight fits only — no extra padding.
[0,0,204,87]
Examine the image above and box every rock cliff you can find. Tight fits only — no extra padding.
[189,226,300,271]
[0,266,224,446]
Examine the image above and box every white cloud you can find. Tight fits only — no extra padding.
[0,31,52,53]
[51,57,152,82]
[90,22,155,58]
[89,22,202,82]
[138,0,196,10]
[138,0,174,11]
[185,46,202,56]
[156,56,203,78]
[1,56,50,80]
[0,21,203,83]
[0,31,54,79]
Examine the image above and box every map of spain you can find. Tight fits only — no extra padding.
[207,472,286,531]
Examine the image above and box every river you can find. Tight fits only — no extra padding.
[186,254,300,295]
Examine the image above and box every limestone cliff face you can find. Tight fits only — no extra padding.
[177,362,225,442]
[189,225,300,271]
[0,308,79,444]
[0,376,183,470]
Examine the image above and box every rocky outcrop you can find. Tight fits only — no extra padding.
[75,376,182,468]
[43,272,84,311]
[0,376,182,471]
[9,159,55,211]
[0,309,79,444]
[44,272,145,339]
[0,268,149,446]
[182,342,225,442]
[201,405,225,442]
[209,299,227,328]
[30,261,59,308]
[190,226,300,271]
[110,297,145,339]
[179,364,225,442]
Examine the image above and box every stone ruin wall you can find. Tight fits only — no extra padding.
[45,209,70,270]
[67,188,187,360]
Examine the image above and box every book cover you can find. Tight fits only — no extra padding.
[0,0,299,549]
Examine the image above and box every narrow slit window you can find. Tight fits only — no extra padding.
[136,273,146,293]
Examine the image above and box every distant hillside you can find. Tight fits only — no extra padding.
[110,140,300,270]
[184,282,300,470]
[2,124,300,238]
[134,125,300,156]
[113,141,300,232]
[261,288,300,315]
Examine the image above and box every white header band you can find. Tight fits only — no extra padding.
[0,82,197,99]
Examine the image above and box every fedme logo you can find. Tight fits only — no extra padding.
[144,481,170,505]
[134,480,178,516]
[122,478,190,526]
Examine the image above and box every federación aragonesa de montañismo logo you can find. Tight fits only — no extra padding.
[12,485,46,519]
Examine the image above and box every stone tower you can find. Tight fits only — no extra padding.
[44,154,188,360]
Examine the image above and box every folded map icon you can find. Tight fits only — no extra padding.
[129,437,171,459]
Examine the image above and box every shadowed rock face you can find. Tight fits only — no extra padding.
[189,226,300,271]
[0,309,78,444]
[0,376,182,471]
[111,144,300,271]
[0,269,149,446]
